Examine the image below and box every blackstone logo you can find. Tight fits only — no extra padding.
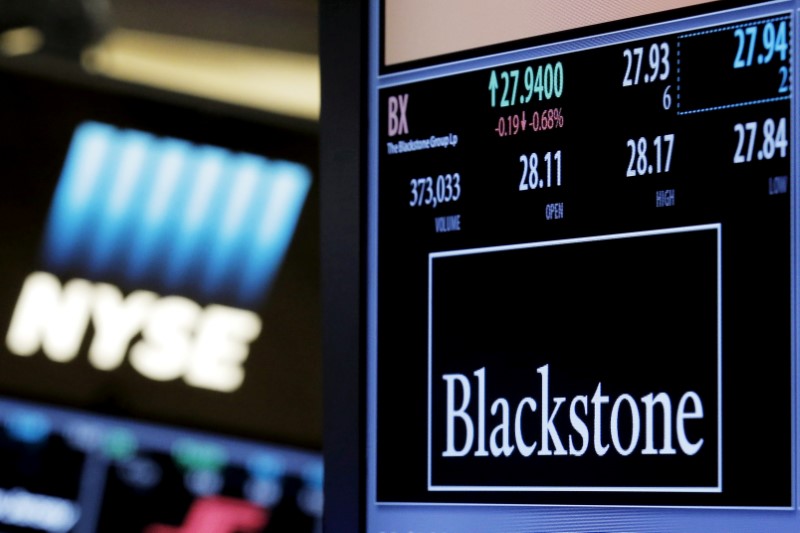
[4,121,311,392]
[425,227,722,495]
[430,362,720,494]
[442,364,705,459]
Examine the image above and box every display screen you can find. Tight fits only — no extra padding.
[0,65,322,532]
[0,67,321,446]
[0,397,322,533]
[367,0,798,530]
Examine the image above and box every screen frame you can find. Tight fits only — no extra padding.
[320,0,367,530]
[320,0,800,531]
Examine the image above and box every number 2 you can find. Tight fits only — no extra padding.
[519,154,539,190]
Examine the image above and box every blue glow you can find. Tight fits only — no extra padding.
[302,462,324,489]
[201,155,264,299]
[42,121,311,308]
[127,138,191,282]
[239,161,311,306]
[89,130,154,276]
[43,122,113,270]
[164,145,230,293]
[247,453,287,481]
[6,411,51,445]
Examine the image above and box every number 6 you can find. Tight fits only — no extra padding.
[662,85,672,110]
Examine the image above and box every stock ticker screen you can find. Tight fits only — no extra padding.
[0,67,322,532]
[368,1,799,531]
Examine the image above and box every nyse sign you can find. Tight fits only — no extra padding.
[6,272,261,393]
[1,121,312,394]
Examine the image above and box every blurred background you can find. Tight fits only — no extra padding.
[0,1,323,532]
[0,0,320,120]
